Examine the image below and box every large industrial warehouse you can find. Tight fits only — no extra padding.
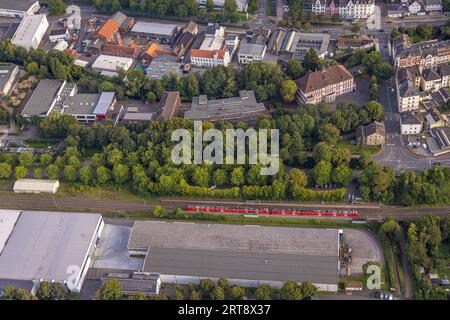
[128,221,341,292]
[0,210,104,294]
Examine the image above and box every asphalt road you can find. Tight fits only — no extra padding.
[0,193,448,219]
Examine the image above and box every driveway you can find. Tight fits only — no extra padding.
[367,5,381,31]
[92,224,144,270]
[343,228,384,274]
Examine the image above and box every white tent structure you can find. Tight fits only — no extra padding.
[13,179,60,194]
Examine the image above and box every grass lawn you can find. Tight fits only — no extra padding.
[23,138,59,148]
[337,139,381,155]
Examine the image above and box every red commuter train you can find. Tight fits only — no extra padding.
[185,206,359,217]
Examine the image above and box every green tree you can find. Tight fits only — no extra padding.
[152,205,167,218]
[280,281,302,300]
[285,59,304,79]
[19,152,34,167]
[228,285,245,300]
[206,0,214,11]
[34,167,43,179]
[213,169,227,187]
[39,153,53,166]
[96,279,122,300]
[0,162,12,179]
[380,218,401,242]
[96,166,111,184]
[112,164,129,184]
[48,0,66,15]
[210,286,225,300]
[351,25,361,33]
[190,290,202,300]
[318,123,340,145]
[311,160,332,187]
[365,101,385,122]
[288,168,308,190]
[303,48,322,72]
[255,284,272,300]
[332,164,352,186]
[15,166,28,180]
[26,61,39,74]
[230,167,245,186]
[217,278,229,290]
[192,167,210,187]
[36,281,53,300]
[300,282,318,299]
[47,164,60,180]
[280,80,297,103]
[80,166,93,185]
[64,165,77,182]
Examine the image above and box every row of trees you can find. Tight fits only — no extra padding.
[406,216,450,300]
[359,163,450,206]
[2,281,75,300]
[390,24,446,44]
[97,278,318,300]
[92,0,242,21]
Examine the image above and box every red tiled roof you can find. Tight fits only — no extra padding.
[191,49,225,59]
[94,19,119,42]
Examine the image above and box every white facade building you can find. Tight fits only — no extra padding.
[400,112,423,134]
[311,0,375,20]
[190,49,231,67]
[0,1,40,18]
[408,0,422,14]
[424,0,442,11]
[11,14,49,50]
[238,42,266,64]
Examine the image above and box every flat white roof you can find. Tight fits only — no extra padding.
[92,54,133,72]
[0,211,102,282]
[11,14,47,48]
[13,179,59,192]
[0,210,21,255]
[131,21,177,37]
[200,34,224,51]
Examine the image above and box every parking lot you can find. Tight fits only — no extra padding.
[92,224,144,270]
[343,228,384,274]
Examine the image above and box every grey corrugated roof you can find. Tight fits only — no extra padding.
[144,247,338,285]
[133,221,339,285]
[0,0,37,11]
[185,90,265,122]
[238,42,266,56]
[63,93,100,115]
[0,211,102,282]
[0,64,17,92]
[21,79,64,117]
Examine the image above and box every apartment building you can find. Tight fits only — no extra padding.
[394,37,450,70]
[296,65,355,104]
[311,0,375,19]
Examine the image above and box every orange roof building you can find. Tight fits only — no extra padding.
[141,43,173,66]
[93,19,119,42]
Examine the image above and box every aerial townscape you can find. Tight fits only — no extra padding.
[0,0,450,306]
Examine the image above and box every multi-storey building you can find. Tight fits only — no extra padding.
[311,0,375,19]
[190,49,230,67]
[394,37,450,70]
[295,65,355,104]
